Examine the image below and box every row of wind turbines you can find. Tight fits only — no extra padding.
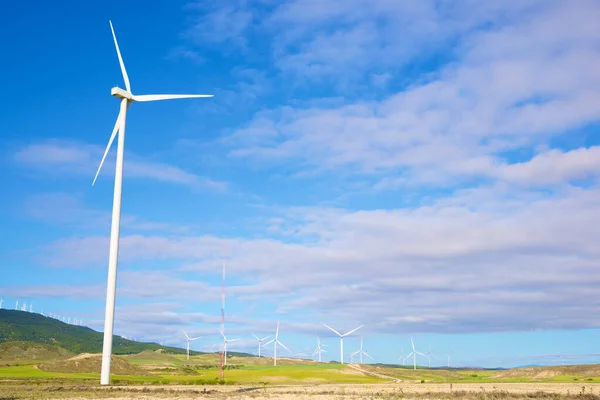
[182,321,448,370]
[1,297,84,326]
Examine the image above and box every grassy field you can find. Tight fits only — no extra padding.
[1,343,600,389]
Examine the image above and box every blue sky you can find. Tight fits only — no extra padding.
[1,0,600,368]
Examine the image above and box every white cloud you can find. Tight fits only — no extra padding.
[219,0,600,188]
[39,184,600,333]
[498,147,600,186]
[13,140,227,190]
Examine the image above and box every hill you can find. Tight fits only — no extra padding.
[39,353,146,375]
[0,341,73,364]
[492,364,600,379]
[0,309,198,355]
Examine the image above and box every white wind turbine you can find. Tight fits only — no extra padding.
[218,328,240,366]
[262,321,292,366]
[405,337,426,370]
[95,21,213,386]
[312,336,327,362]
[182,330,200,361]
[0,298,3,309]
[252,334,271,358]
[444,353,451,368]
[323,324,363,364]
[15,300,18,310]
[425,344,434,368]
[350,337,374,364]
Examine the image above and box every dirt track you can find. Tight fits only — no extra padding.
[44,382,599,399]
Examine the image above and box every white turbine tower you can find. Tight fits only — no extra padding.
[15,300,18,310]
[182,330,200,361]
[405,337,426,370]
[218,328,240,366]
[312,336,327,362]
[350,337,373,364]
[95,21,213,386]
[0,298,3,309]
[445,353,451,368]
[323,324,363,364]
[252,334,271,358]
[262,321,291,366]
[29,304,33,313]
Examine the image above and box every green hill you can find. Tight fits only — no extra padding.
[0,309,199,355]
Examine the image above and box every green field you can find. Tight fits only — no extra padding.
[1,342,600,387]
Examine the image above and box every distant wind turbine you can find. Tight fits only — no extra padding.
[0,298,3,309]
[15,300,18,310]
[312,336,327,362]
[94,21,213,386]
[21,302,27,312]
[29,303,33,313]
[182,330,200,361]
[445,353,451,368]
[263,321,292,366]
[350,337,373,364]
[323,324,363,364]
[252,334,271,358]
[218,328,240,366]
[405,337,426,370]
[425,344,434,368]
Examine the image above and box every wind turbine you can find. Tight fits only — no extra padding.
[262,321,291,366]
[350,337,374,364]
[425,344,434,368]
[323,324,363,364]
[218,328,240,366]
[29,304,33,313]
[95,21,213,386]
[312,336,327,362]
[405,337,426,370]
[0,298,3,309]
[252,334,271,358]
[15,300,18,310]
[399,347,408,366]
[444,353,451,368]
[182,330,200,361]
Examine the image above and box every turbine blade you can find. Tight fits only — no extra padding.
[218,328,226,340]
[260,336,271,341]
[133,94,213,102]
[229,338,240,342]
[262,339,275,347]
[342,325,363,337]
[190,337,201,341]
[276,320,280,339]
[323,324,342,337]
[182,329,190,340]
[252,334,259,341]
[411,337,416,351]
[365,352,374,360]
[109,21,130,92]
[92,110,122,186]
[278,340,292,354]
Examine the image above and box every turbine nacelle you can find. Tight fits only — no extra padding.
[111,87,134,101]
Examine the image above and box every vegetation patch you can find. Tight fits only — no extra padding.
[39,354,146,376]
